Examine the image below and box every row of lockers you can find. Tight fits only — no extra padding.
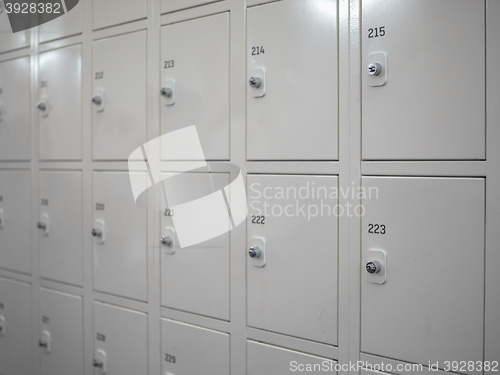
[0,0,489,161]
[0,169,486,369]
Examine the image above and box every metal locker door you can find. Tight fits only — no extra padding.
[39,289,83,375]
[92,31,147,160]
[247,0,338,161]
[0,278,32,375]
[247,175,338,345]
[160,0,219,14]
[93,302,148,375]
[160,13,230,161]
[0,56,30,160]
[0,171,31,274]
[160,173,230,320]
[93,172,147,301]
[161,319,230,375]
[92,0,146,30]
[38,0,82,43]
[247,341,336,375]
[361,177,484,370]
[362,0,485,160]
[39,44,82,161]
[0,1,29,53]
[39,171,83,286]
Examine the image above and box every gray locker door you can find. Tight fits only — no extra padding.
[0,278,32,375]
[247,0,338,161]
[92,0,146,30]
[38,0,82,43]
[0,171,31,274]
[247,175,338,345]
[361,177,484,371]
[40,289,84,375]
[362,0,485,160]
[0,2,29,53]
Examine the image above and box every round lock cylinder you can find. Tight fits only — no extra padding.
[248,246,262,258]
[367,63,382,76]
[249,77,262,88]
[366,260,382,274]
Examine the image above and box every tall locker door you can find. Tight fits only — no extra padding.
[39,289,84,375]
[160,173,230,320]
[39,171,83,286]
[92,0,146,30]
[0,171,31,274]
[0,56,30,160]
[247,0,338,161]
[0,1,29,52]
[93,172,148,301]
[362,0,485,160]
[247,175,338,345]
[361,177,485,371]
[161,0,219,14]
[39,44,82,161]
[38,0,82,43]
[0,278,32,375]
[248,341,336,375]
[161,13,229,160]
[93,302,148,375]
[161,319,230,375]
[92,31,147,160]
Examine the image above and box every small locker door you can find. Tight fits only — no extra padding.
[161,13,230,160]
[0,278,32,375]
[0,1,29,53]
[248,341,337,375]
[161,319,230,375]
[39,171,83,286]
[93,172,148,301]
[362,0,485,160]
[361,177,484,370]
[39,289,84,375]
[93,302,148,375]
[0,56,30,160]
[247,175,338,345]
[93,0,147,30]
[0,171,31,274]
[38,0,82,43]
[39,44,82,160]
[247,0,338,160]
[160,173,230,320]
[92,31,147,160]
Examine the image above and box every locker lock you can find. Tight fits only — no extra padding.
[249,77,262,89]
[36,101,47,111]
[366,260,381,274]
[367,63,382,76]
[248,246,262,259]
[37,222,47,230]
[93,359,104,369]
[91,228,103,238]
[160,87,173,98]
[92,96,102,105]
[160,235,173,247]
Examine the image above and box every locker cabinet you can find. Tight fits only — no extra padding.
[93,302,148,375]
[161,319,230,375]
[0,171,31,274]
[38,0,82,43]
[93,172,148,301]
[361,177,484,369]
[0,56,30,161]
[39,44,82,161]
[247,175,338,345]
[160,173,230,320]
[161,0,219,14]
[248,341,336,375]
[362,0,485,160]
[247,0,338,161]
[92,0,146,30]
[161,13,230,160]
[92,31,147,160]
[39,171,83,286]
[0,278,32,375]
[39,289,84,375]
[0,1,29,53]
